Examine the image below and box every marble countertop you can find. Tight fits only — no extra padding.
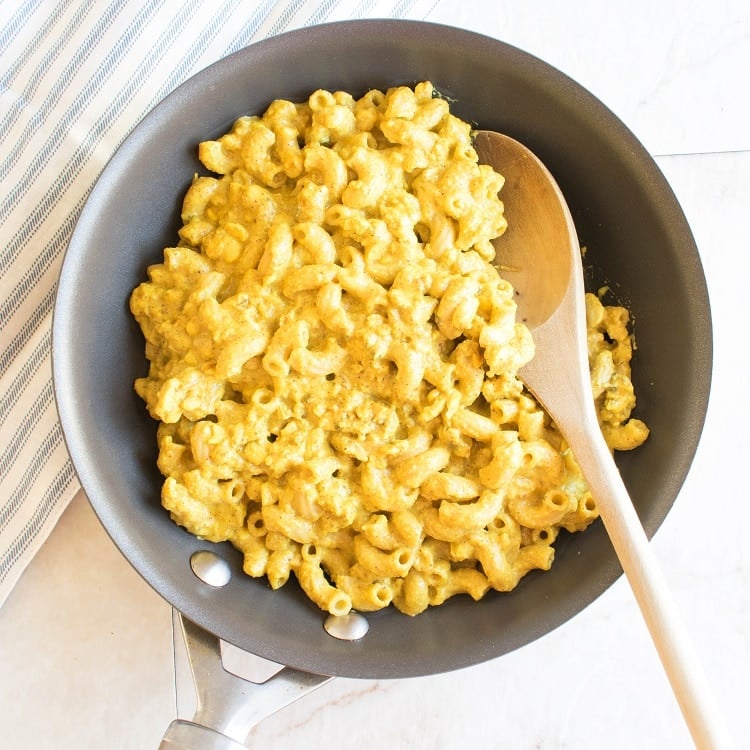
[1,2,748,748]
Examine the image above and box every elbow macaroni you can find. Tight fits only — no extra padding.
[130,82,649,616]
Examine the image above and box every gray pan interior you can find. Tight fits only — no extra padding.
[52,20,711,679]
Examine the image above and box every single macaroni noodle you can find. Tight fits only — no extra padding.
[130,82,649,616]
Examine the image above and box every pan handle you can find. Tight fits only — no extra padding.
[159,720,249,750]
[159,611,333,749]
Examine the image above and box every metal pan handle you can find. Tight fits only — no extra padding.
[159,720,249,750]
[159,611,332,749]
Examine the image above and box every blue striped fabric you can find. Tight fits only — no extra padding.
[0,0,433,607]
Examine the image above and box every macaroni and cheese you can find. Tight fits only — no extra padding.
[130,82,648,616]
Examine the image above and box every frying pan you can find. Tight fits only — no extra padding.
[51,16,710,735]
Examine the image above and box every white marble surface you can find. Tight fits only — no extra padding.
[1,2,748,748]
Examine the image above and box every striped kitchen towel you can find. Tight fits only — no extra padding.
[0,0,441,608]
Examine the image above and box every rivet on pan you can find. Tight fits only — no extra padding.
[190,550,232,588]
[324,612,369,641]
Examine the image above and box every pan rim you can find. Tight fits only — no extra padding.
[52,18,711,679]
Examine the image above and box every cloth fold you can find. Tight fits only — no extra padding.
[0,0,441,608]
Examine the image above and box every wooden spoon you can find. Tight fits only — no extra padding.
[474,130,733,750]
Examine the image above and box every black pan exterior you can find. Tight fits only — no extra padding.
[52,20,711,679]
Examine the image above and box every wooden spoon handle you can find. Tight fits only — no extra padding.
[572,425,734,749]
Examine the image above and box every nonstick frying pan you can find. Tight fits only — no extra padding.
[52,20,710,686]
